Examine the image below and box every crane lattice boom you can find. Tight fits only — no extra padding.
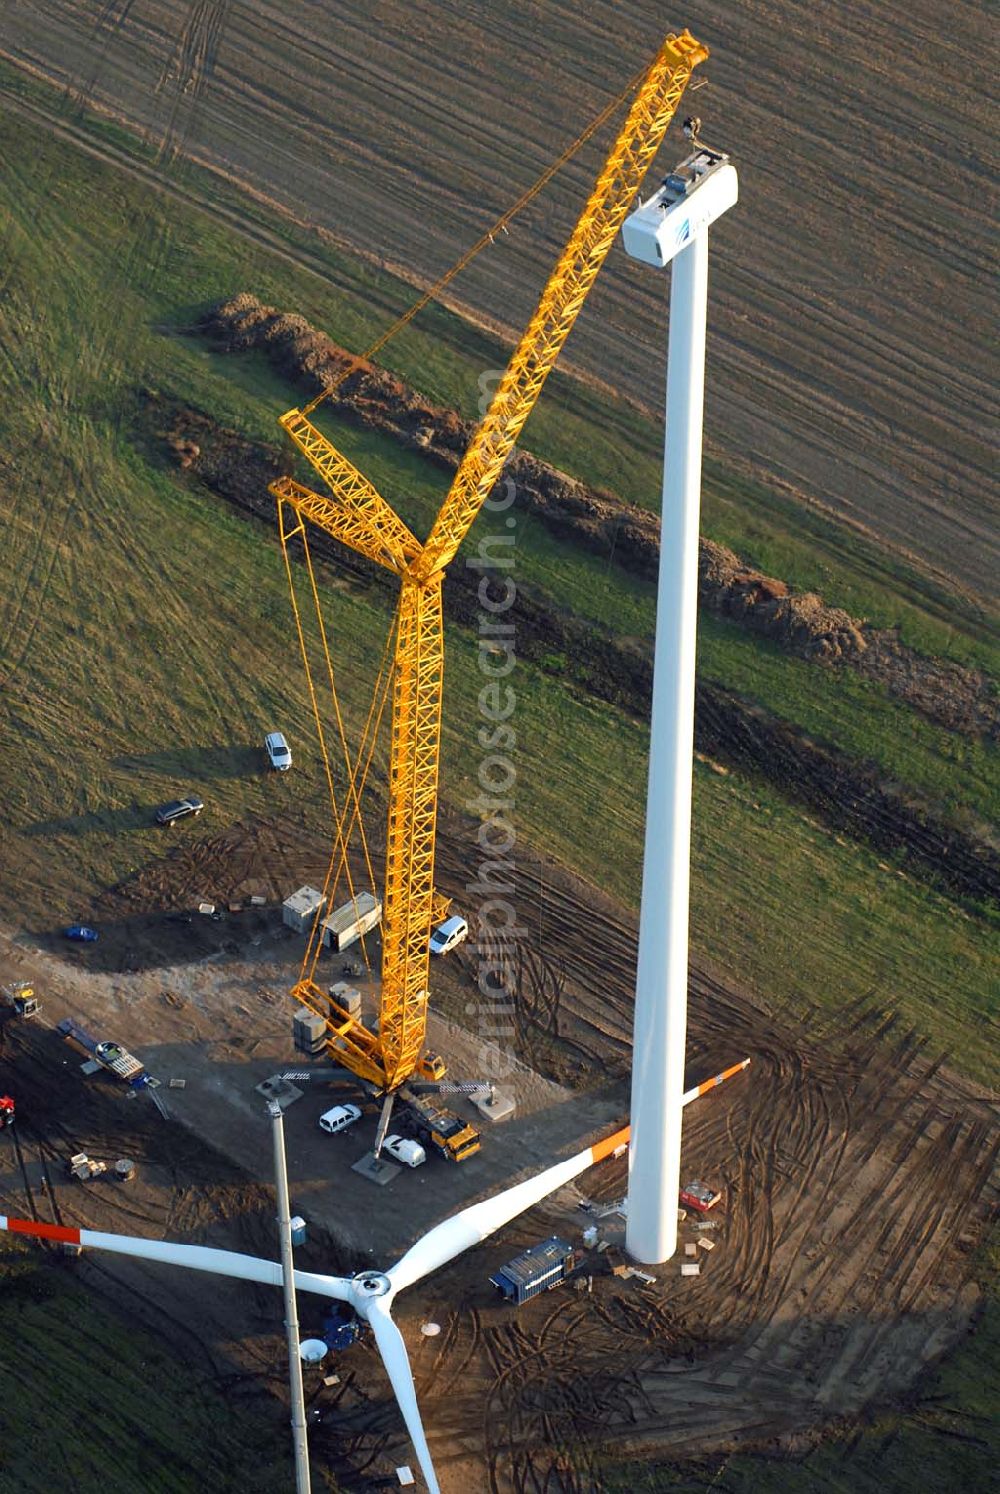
[272,30,707,1091]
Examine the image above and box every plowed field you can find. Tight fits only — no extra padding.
[0,0,995,594]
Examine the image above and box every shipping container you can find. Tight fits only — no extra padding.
[321,892,381,951]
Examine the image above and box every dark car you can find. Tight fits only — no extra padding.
[155,795,204,826]
[63,925,98,942]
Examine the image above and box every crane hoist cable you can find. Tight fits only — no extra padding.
[301,612,396,990]
[298,520,390,978]
[298,59,656,420]
[278,505,392,979]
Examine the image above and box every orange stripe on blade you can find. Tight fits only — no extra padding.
[697,1057,751,1096]
[7,1218,81,1244]
[590,1125,630,1164]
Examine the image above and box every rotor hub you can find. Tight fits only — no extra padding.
[352,1270,391,1300]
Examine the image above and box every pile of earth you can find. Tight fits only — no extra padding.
[196,296,998,742]
[135,392,999,907]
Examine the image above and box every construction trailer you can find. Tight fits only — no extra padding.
[490,1237,576,1305]
[320,892,382,952]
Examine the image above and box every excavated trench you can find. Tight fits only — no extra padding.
[193,295,999,740]
[134,329,999,909]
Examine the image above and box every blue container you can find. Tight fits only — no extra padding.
[290,1216,307,1247]
[490,1236,574,1305]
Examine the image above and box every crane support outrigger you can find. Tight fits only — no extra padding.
[271,31,708,1093]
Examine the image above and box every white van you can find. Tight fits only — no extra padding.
[383,1134,426,1168]
[264,731,292,772]
[429,915,469,956]
[318,1103,362,1135]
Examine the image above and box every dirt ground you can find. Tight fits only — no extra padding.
[1,810,995,1492]
[0,1,995,598]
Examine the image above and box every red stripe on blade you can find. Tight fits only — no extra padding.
[7,1218,80,1244]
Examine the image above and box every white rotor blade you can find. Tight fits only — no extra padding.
[388,1125,630,1293]
[0,1215,350,1301]
[366,1296,440,1494]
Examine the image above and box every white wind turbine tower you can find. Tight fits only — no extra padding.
[620,129,739,1264]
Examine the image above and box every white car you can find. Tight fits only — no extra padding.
[265,731,292,772]
[382,1134,426,1169]
[429,915,468,956]
[318,1103,362,1135]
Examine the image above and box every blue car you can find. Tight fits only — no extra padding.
[63,925,98,943]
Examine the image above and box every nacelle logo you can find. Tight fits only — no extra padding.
[675,218,691,246]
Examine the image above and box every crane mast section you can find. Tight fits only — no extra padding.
[414,29,707,581]
[380,576,445,1088]
[279,409,420,572]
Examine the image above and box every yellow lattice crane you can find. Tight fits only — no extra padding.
[270,30,707,1093]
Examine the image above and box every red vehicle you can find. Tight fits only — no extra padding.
[0,1095,15,1128]
[680,1180,721,1213]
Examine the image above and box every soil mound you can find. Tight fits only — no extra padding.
[698,538,867,661]
[197,297,997,742]
[136,390,999,906]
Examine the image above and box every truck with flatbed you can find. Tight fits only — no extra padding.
[57,1018,150,1089]
[397,1085,480,1164]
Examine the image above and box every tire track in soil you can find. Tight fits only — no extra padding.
[64,0,141,115]
[1,5,253,760]
[336,818,997,1482]
[20,808,995,1488]
[154,1,231,168]
[0,1021,278,1389]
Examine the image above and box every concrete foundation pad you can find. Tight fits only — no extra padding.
[352,1151,401,1186]
[255,1075,303,1108]
[475,1088,516,1122]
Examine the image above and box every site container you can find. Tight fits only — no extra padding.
[490,1236,575,1305]
[321,892,381,951]
[282,886,326,934]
